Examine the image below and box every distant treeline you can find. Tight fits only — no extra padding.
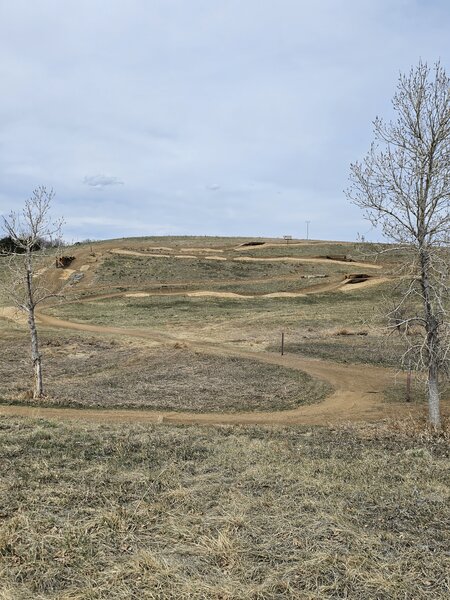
[0,236,63,254]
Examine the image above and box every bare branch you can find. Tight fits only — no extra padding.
[1,187,64,399]
[346,61,450,429]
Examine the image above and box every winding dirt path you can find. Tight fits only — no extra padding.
[46,273,388,306]
[0,245,410,426]
[0,307,411,426]
[110,248,382,270]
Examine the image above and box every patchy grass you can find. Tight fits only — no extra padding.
[276,334,408,368]
[1,238,449,598]
[384,377,450,405]
[95,254,338,287]
[0,417,449,599]
[99,235,275,249]
[0,329,330,412]
[47,282,398,346]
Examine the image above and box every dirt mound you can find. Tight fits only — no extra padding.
[125,292,151,298]
[341,277,389,292]
[187,291,249,299]
[179,248,224,253]
[110,249,171,258]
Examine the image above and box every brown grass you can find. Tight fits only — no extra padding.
[0,330,330,412]
[0,417,448,599]
[1,237,449,598]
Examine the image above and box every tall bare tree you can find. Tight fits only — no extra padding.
[346,61,450,429]
[2,187,63,399]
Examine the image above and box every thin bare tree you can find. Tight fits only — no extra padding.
[2,187,63,399]
[346,61,450,429]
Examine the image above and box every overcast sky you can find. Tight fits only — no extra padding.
[1,0,449,242]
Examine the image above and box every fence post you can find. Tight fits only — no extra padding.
[281,332,285,356]
[406,370,412,402]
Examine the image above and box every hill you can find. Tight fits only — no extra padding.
[0,236,449,599]
[0,236,447,419]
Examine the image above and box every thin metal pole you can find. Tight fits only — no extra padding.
[281,332,285,356]
[306,221,310,240]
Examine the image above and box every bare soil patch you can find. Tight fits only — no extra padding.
[0,306,27,325]
[233,255,382,269]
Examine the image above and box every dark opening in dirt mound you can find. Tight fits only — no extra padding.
[345,273,371,284]
[323,254,354,262]
[239,241,266,247]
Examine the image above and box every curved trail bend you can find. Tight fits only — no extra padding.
[110,248,382,270]
[0,308,405,426]
[0,244,407,426]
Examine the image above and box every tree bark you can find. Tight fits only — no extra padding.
[428,362,440,430]
[419,247,441,429]
[25,247,44,399]
[28,307,44,398]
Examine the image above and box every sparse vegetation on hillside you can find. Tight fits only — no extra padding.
[1,235,449,598]
[97,254,309,286]
[44,283,405,371]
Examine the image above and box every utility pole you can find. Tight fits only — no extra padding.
[306,221,310,240]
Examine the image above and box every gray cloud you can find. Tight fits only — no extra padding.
[0,1,449,240]
[83,175,124,190]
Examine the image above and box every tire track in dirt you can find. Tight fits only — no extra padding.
[0,243,403,426]
[0,307,406,426]
[110,248,382,270]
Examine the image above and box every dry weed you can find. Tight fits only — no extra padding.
[0,418,448,599]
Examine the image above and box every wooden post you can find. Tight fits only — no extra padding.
[406,370,412,402]
[281,332,285,356]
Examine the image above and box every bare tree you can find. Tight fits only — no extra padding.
[2,187,63,399]
[346,61,450,429]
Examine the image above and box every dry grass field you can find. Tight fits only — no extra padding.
[0,236,449,598]
[0,328,330,412]
[1,417,449,599]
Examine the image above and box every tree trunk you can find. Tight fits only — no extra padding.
[428,362,440,430]
[28,306,43,398]
[419,247,441,429]
[25,248,44,399]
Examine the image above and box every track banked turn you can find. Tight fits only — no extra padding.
[0,240,405,426]
[0,302,397,426]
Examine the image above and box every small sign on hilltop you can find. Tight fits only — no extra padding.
[283,235,292,244]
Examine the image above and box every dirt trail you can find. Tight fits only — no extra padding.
[0,308,409,426]
[109,248,382,270]
[233,256,382,269]
[123,277,365,299]
[27,275,384,306]
[0,239,403,426]
[235,241,354,251]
